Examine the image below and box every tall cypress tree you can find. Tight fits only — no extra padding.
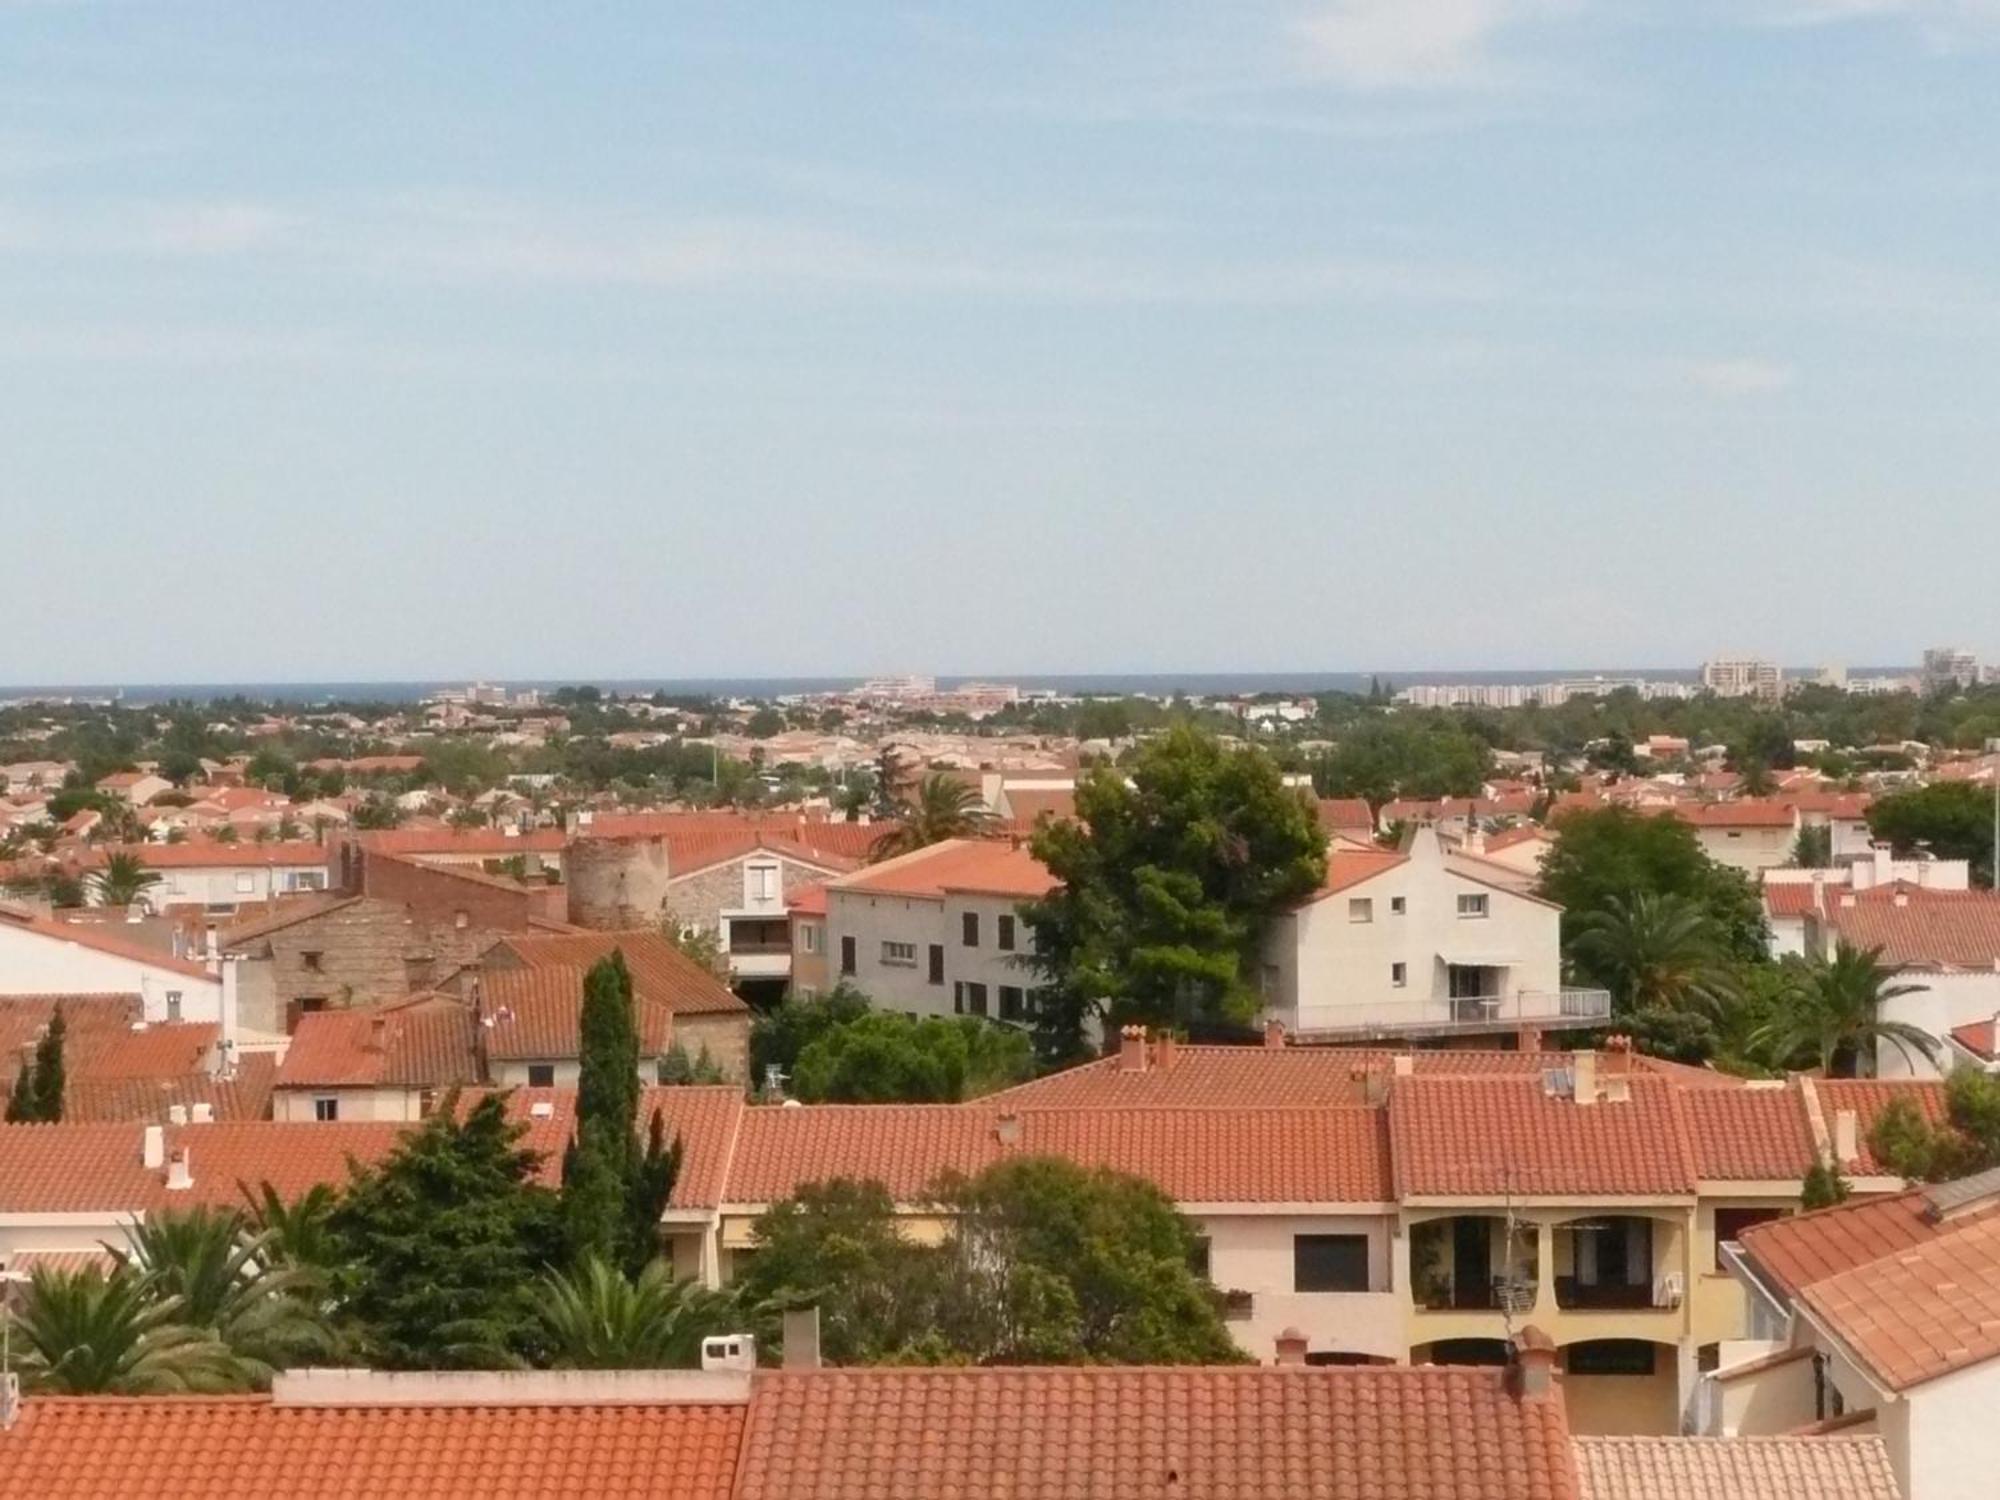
[562,953,643,1267]
[29,1005,65,1122]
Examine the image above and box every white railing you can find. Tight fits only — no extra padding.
[1288,988,1611,1038]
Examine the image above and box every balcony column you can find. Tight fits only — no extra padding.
[1533,1220,1556,1315]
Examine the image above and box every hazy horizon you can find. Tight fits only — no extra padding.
[3,3,1997,681]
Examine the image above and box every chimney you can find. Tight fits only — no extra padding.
[1509,1326,1558,1400]
[995,1112,1022,1146]
[166,1147,193,1191]
[141,1123,166,1170]
[1392,1054,1415,1077]
[1893,889,1910,908]
[782,1305,821,1370]
[1274,1327,1309,1366]
[191,1101,213,1124]
[1119,1025,1149,1072]
[1263,1018,1286,1050]
[1603,1034,1632,1073]
[1153,1033,1178,1072]
[370,1013,389,1049]
[167,1103,188,1126]
[1834,1108,1859,1167]
[1571,1049,1598,1106]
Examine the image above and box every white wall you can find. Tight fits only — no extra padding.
[1696,824,1798,877]
[826,891,952,1017]
[1198,1210,1405,1363]
[1903,1359,1999,1500]
[139,861,329,911]
[1877,971,2000,1079]
[0,919,222,1023]
[272,1085,424,1122]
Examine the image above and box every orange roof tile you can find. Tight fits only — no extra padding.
[0,903,217,982]
[1389,1075,1698,1199]
[1314,797,1375,835]
[785,882,827,917]
[1682,1085,1817,1181]
[490,930,747,1016]
[1800,1209,2000,1391]
[481,966,677,1060]
[736,1364,1578,1500]
[64,1053,278,1124]
[585,811,883,863]
[1300,847,1408,900]
[276,996,478,1088]
[1812,1078,1946,1175]
[1574,1435,1899,1500]
[495,1086,746,1208]
[0,1394,746,1500]
[0,994,144,1066]
[833,838,1057,901]
[1670,800,1799,829]
[1822,888,2000,968]
[74,841,332,870]
[1735,1184,2000,1300]
[356,827,568,856]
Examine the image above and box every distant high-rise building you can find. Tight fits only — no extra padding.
[1921,646,1980,693]
[1700,656,1783,702]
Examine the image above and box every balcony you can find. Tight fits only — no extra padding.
[1289,988,1611,1042]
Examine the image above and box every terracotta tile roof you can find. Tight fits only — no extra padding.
[0,903,216,982]
[64,1021,219,1080]
[1300,847,1408,900]
[65,1053,278,1124]
[657,829,860,880]
[785,882,827,917]
[736,1364,1578,1500]
[1574,1435,1899,1500]
[1822,888,2000,968]
[834,837,1058,901]
[74,841,332,870]
[723,1102,1392,1206]
[1811,1078,1946,1175]
[356,827,567,856]
[276,996,478,1088]
[585,811,882,863]
[1734,1183,2000,1300]
[0,1121,403,1212]
[981,1044,1384,1108]
[1000,786,1077,826]
[494,1086,747,1208]
[1484,826,1552,854]
[1950,1017,1998,1060]
[2,1246,117,1277]
[491,930,748,1016]
[1388,1075,1698,1199]
[1670,800,1798,829]
[0,993,144,1066]
[0,1394,747,1500]
[1682,1084,1817,1181]
[1799,1209,2000,1391]
[1314,797,1375,834]
[481,965,677,1060]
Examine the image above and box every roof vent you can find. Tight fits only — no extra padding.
[165,1147,193,1192]
[190,1102,213,1124]
[167,1104,188,1126]
[529,1101,555,1119]
[700,1334,756,1372]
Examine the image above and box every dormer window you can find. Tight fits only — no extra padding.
[747,863,779,904]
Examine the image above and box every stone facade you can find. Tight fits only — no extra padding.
[673,1011,751,1083]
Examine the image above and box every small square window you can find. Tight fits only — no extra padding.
[234,872,256,894]
[302,950,324,973]
[1456,893,1489,919]
[1293,1234,1370,1293]
[1348,898,1373,923]
[527,1063,556,1088]
[882,940,917,967]
[1391,963,1407,988]
[1390,896,1406,915]
[314,1096,340,1122]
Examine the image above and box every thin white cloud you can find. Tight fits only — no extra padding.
[1294,0,1560,88]
[1683,358,1797,397]
[1755,0,2000,45]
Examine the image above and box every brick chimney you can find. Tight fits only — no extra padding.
[1274,1328,1309,1366]
[1153,1033,1178,1071]
[1263,1018,1286,1050]
[1119,1025,1149,1072]
[1391,1054,1415,1078]
[1509,1326,1558,1399]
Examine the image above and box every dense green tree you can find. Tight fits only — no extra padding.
[1311,719,1490,805]
[91,850,161,908]
[751,985,873,1091]
[1568,892,1739,1018]
[791,1012,1033,1103]
[1800,1159,1852,1210]
[6,1004,65,1122]
[1023,727,1325,1063]
[745,707,786,739]
[9,1266,242,1394]
[1867,1069,2000,1182]
[240,1182,347,1278]
[1869,782,1996,886]
[564,953,639,1265]
[869,773,996,858]
[1539,806,1768,961]
[330,1093,560,1369]
[1791,824,1833,869]
[1751,942,1935,1077]
[116,1207,332,1385]
[535,1254,743,1368]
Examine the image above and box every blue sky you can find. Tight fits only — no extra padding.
[3,1,1997,683]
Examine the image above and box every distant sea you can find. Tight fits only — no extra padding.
[0,668,1909,708]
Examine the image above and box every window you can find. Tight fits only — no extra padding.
[1712,1207,1786,1271]
[928,944,945,985]
[290,871,327,892]
[527,1063,556,1088]
[1564,1341,1656,1377]
[453,910,470,930]
[234,872,256,894]
[1348,898,1373,923]
[999,985,1025,1021]
[302,950,324,973]
[840,936,856,975]
[1390,896,1406,915]
[882,940,918,967]
[962,912,980,947]
[747,863,778,903]
[1187,1236,1213,1282]
[965,982,989,1016]
[1294,1234,1370,1293]
[1456,893,1489,919]
[297,996,328,1015]
[1391,963,1407,988]
[313,1096,340,1122]
[1260,964,1281,1000]
[165,991,182,1022]
[1726,830,1743,840]
[997,914,1016,951]
[801,924,821,954]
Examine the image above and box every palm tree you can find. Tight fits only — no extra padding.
[870,773,995,860]
[241,1182,347,1277]
[6,1265,242,1394]
[1753,941,1936,1077]
[1568,891,1739,1016]
[91,850,161,909]
[115,1206,333,1384]
[536,1255,739,1369]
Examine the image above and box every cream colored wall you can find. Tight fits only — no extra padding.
[1691,1194,1794,1350]
[1563,1363,1680,1436]
[0,1214,133,1264]
[826,890,952,1017]
[272,1086,424,1122]
[1696,825,1796,876]
[1713,1351,1818,1436]
[940,893,1040,1014]
[1903,1361,2000,1500]
[1197,1211,1404,1363]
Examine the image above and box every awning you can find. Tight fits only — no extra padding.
[1440,951,1521,967]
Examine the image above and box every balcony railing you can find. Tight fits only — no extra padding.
[1289,988,1611,1040]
